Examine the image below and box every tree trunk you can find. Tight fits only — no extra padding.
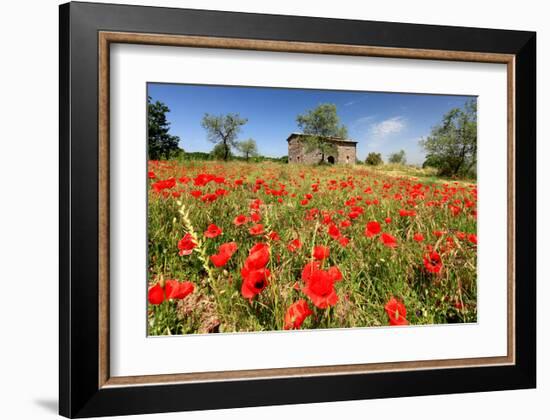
[223,141,229,161]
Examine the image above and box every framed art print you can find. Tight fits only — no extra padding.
[59,2,536,418]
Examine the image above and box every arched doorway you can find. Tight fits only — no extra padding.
[327,156,335,164]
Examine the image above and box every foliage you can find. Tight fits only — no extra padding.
[201,113,248,161]
[147,160,478,334]
[420,100,477,178]
[210,143,234,160]
[296,103,348,164]
[365,152,383,166]
[237,138,259,161]
[181,151,212,161]
[388,150,407,165]
[147,96,181,160]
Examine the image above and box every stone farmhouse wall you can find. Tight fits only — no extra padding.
[287,135,357,165]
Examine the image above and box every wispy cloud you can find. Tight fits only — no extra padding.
[344,94,370,107]
[369,116,406,138]
[349,115,376,132]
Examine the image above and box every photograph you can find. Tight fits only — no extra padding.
[146,83,478,335]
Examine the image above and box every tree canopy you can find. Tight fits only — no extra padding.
[420,99,477,178]
[210,143,234,160]
[388,149,407,165]
[296,103,348,164]
[365,152,383,166]
[201,113,248,161]
[238,138,258,161]
[147,96,181,160]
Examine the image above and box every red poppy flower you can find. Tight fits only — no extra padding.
[241,267,270,300]
[338,236,350,247]
[384,297,409,326]
[177,233,196,256]
[148,283,164,305]
[151,178,176,193]
[240,243,270,300]
[165,280,194,300]
[327,224,341,239]
[468,233,477,244]
[284,300,313,330]
[148,171,156,179]
[327,266,343,282]
[302,268,338,309]
[250,211,261,222]
[233,214,248,226]
[380,233,398,248]
[268,231,281,241]
[365,221,381,238]
[399,209,416,217]
[287,238,302,252]
[249,224,265,236]
[210,242,238,267]
[448,204,461,216]
[313,245,330,260]
[413,233,424,242]
[340,220,352,228]
[385,217,392,224]
[423,251,443,274]
[245,243,270,270]
[301,261,322,284]
[204,224,222,238]
[348,210,361,219]
[190,190,202,198]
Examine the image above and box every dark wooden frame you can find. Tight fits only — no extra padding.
[60,1,536,418]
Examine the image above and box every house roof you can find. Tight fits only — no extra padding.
[286,132,358,145]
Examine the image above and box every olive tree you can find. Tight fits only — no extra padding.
[420,99,477,177]
[296,103,348,164]
[201,113,248,161]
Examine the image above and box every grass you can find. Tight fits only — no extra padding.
[147,160,477,335]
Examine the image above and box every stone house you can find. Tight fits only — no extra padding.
[287,133,357,164]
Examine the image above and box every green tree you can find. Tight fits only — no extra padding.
[388,149,407,165]
[365,152,383,166]
[147,96,181,160]
[237,138,259,161]
[420,100,477,177]
[201,113,248,161]
[296,103,348,164]
[210,143,234,160]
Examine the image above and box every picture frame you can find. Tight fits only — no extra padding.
[59,1,536,417]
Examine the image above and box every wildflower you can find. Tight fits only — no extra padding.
[413,233,424,242]
[313,245,330,260]
[365,221,381,238]
[165,280,194,300]
[284,300,313,330]
[423,251,443,274]
[204,224,222,238]
[249,224,265,236]
[210,242,238,268]
[233,214,248,226]
[384,297,408,326]
[177,233,196,256]
[380,233,398,248]
[287,238,302,252]
[148,283,164,305]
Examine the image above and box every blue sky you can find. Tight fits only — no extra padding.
[148,83,475,165]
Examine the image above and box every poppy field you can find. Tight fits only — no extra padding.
[147,160,477,335]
